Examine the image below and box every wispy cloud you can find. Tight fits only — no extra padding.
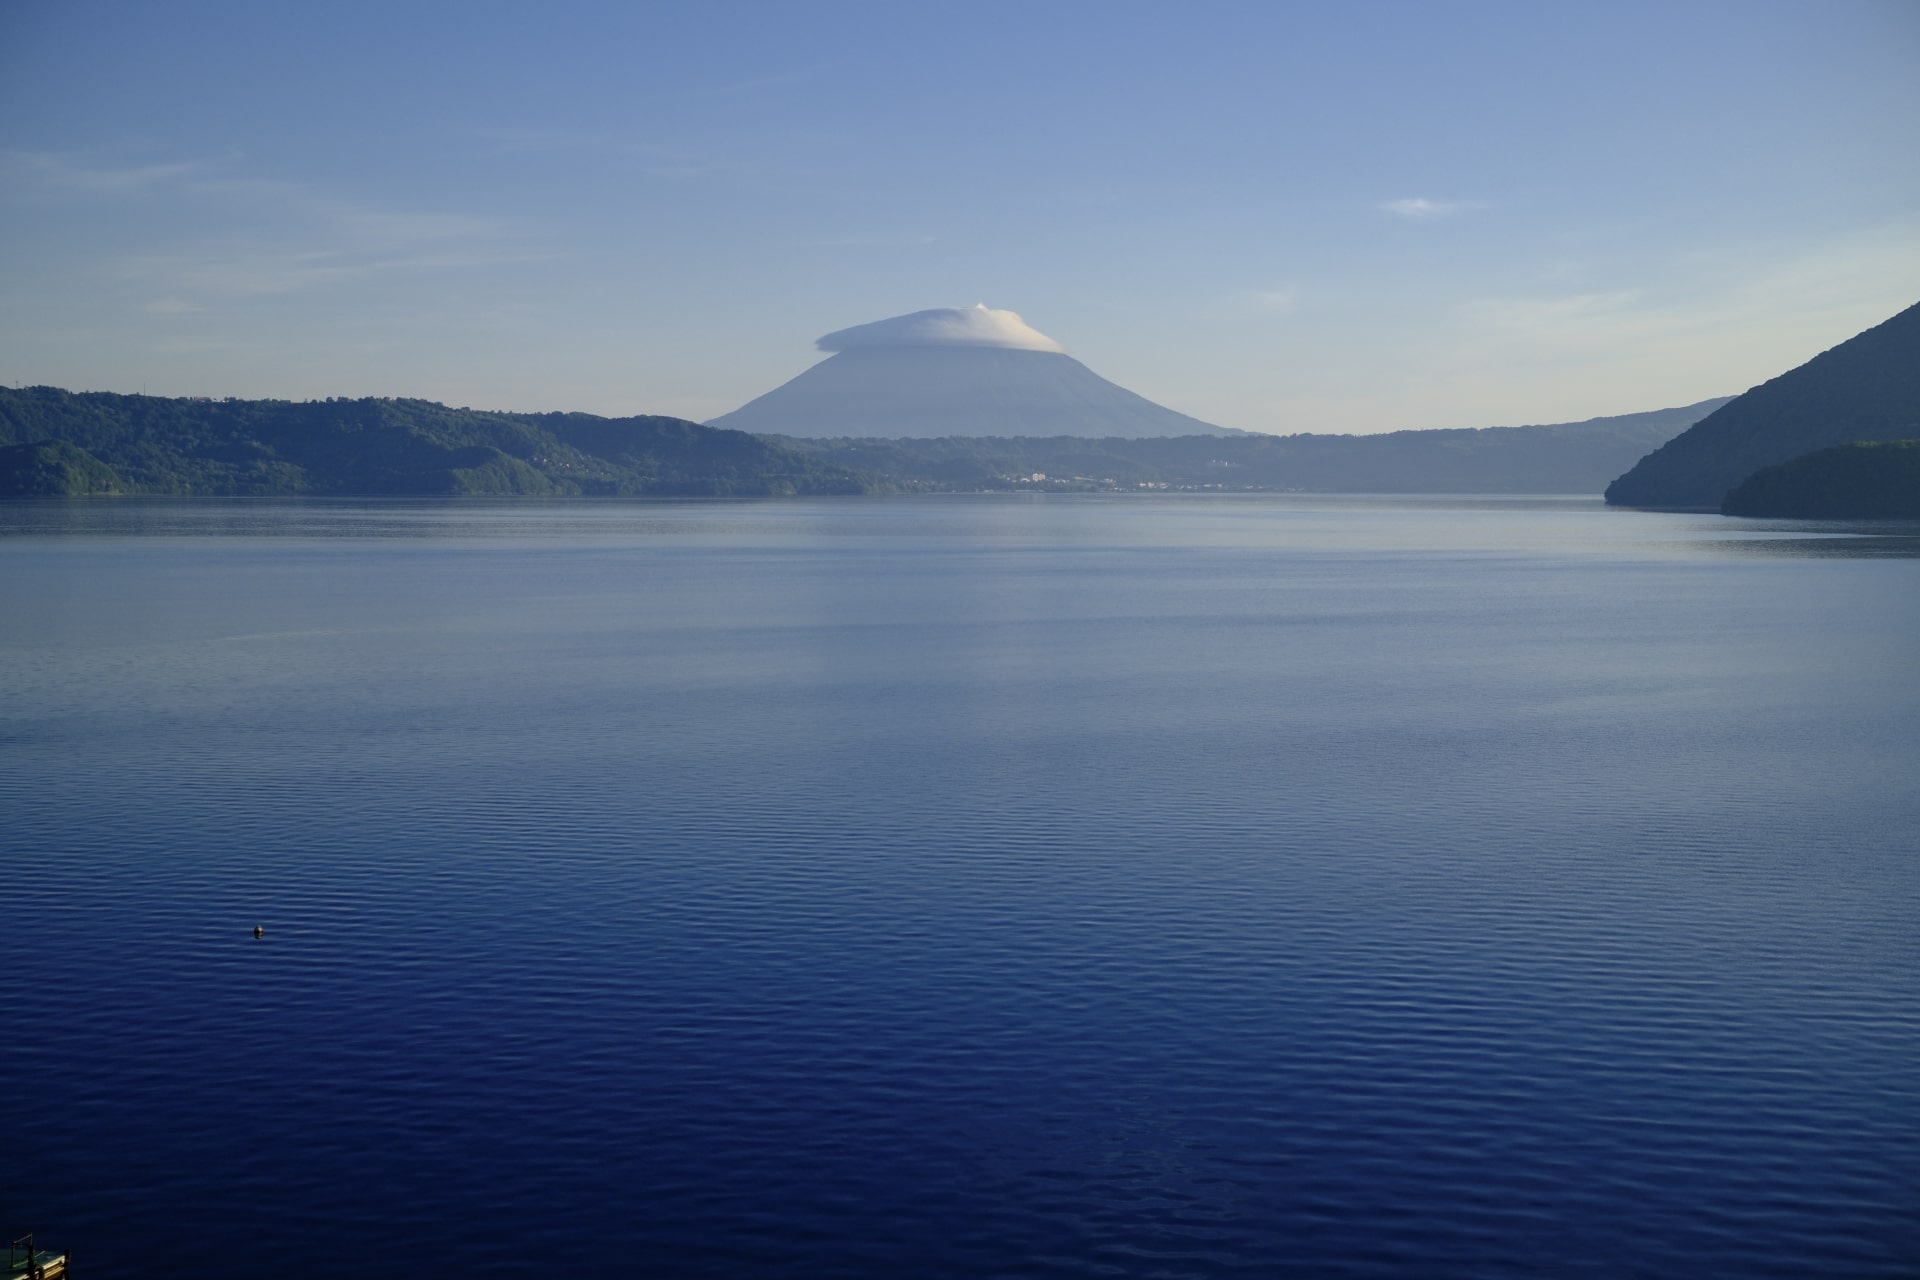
[2,151,498,314]
[1381,197,1476,220]
[711,65,829,99]
[483,128,739,180]
[148,335,261,355]
[5,150,519,274]
[1405,221,1920,428]
[329,207,511,245]
[1249,286,1301,314]
[1456,223,1920,355]
[1456,289,1642,334]
[812,231,938,248]
[5,148,543,304]
[1,148,236,195]
[123,239,552,300]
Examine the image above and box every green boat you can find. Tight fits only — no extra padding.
[7,1234,66,1280]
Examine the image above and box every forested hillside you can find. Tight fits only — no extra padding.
[0,388,869,497]
[1721,440,1920,518]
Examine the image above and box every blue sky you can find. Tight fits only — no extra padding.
[3,0,1916,433]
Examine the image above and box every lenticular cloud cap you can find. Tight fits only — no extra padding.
[815,304,1065,354]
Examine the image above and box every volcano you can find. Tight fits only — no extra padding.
[706,305,1235,438]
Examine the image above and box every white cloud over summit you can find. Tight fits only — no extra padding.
[816,305,1065,353]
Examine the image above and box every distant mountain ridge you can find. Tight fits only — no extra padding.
[0,387,866,497]
[1606,301,1920,509]
[780,398,1731,494]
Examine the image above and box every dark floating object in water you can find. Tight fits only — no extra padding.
[9,1231,68,1279]
[253,925,264,939]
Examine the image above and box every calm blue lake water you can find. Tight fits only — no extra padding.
[4,495,1918,1278]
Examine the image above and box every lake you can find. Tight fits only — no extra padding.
[4,494,1917,1278]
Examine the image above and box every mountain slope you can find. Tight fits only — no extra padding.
[0,387,868,497]
[1605,301,1920,509]
[707,346,1236,438]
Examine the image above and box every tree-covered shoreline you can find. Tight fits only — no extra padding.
[0,387,870,498]
[779,398,1723,495]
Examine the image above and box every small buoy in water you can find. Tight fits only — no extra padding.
[253,925,264,939]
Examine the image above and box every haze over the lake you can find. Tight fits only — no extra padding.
[2,1,1917,432]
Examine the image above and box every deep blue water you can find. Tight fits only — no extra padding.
[4,494,1918,1278]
